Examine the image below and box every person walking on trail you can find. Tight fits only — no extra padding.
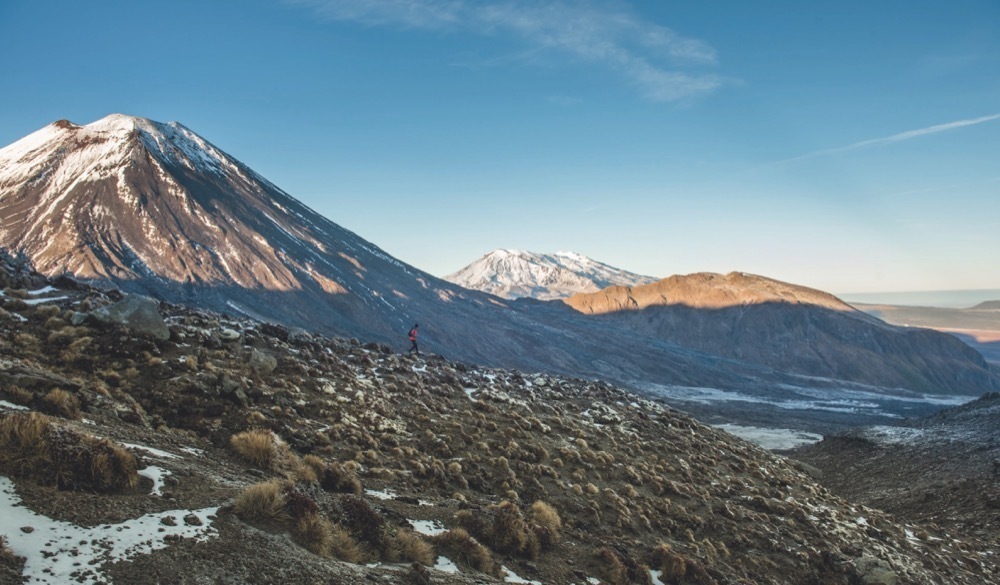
[407,323,419,355]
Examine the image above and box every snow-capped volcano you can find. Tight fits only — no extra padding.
[0,114,352,290]
[0,114,460,343]
[444,249,657,300]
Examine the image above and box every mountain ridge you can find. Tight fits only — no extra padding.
[2,114,998,421]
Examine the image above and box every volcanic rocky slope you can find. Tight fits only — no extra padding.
[444,249,657,301]
[791,392,1000,557]
[1,256,998,584]
[2,115,998,411]
[564,272,999,394]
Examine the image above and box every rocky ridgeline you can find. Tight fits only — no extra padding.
[1,255,997,584]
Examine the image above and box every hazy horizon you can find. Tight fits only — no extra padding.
[840,289,1000,309]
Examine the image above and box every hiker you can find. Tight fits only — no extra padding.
[407,323,419,355]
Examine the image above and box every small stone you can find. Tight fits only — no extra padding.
[183,514,203,526]
[161,516,177,527]
[218,328,241,341]
[20,526,34,533]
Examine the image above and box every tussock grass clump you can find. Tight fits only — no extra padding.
[0,411,50,478]
[2,386,34,407]
[234,480,364,562]
[431,528,497,575]
[0,534,23,570]
[653,543,687,581]
[41,389,81,420]
[302,454,362,494]
[396,530,435,566]
[294,512,335,555]
[230,429,280,469]
[328,524,363,563]
[0,412,137,492]
[455,500,539,559]
[340,494,391,557]
[596,546,628,585]
[233,480,290,523]
[48,427,138,492]
[530,500,562,549]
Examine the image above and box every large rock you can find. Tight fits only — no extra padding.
[90,295,170,340]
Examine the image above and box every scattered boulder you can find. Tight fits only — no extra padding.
[855,554,898,585]
[248,350,278,377]
[90,295,170,341]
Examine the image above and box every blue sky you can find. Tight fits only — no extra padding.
[2,0,999,294]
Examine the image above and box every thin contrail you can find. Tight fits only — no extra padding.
[780,113,1000,164]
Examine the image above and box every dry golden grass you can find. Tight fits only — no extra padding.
[531,501,562,534]
[396,530,435,566]
[596,546,628,585]
[431,528,496,575]
[530,500,562,549]
[1,413,137,492]
[230,429,278,469]
[42,389,81,420]
[652,543,689,581]
[0,534,19,568]
[0,412,51,478]
[50,431,139,492]
[233,480,290,523]
[2,386,33,407]
[293,511,335,556]
[13,333,39,351]
[328,524,363,563]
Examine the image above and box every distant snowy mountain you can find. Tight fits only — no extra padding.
[444,249,657,300]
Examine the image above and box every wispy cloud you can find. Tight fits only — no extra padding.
[781,113,1000,163]
[288,0,723,102]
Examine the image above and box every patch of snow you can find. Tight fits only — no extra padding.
[0,400,29,411]
[713,424,823,450]
[434,556,460,573]
[464,388,478,401]
[138,465,170,496]
[1,475,218,585]
[650,569,666,585]
[502,565,542,583]
[365,489,396,500]
[27,286,58,296]
[411,519,446,536]
[22,296,69,305]
[122,442,181,460]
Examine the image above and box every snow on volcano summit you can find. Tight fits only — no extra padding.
[444,249,657,300]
